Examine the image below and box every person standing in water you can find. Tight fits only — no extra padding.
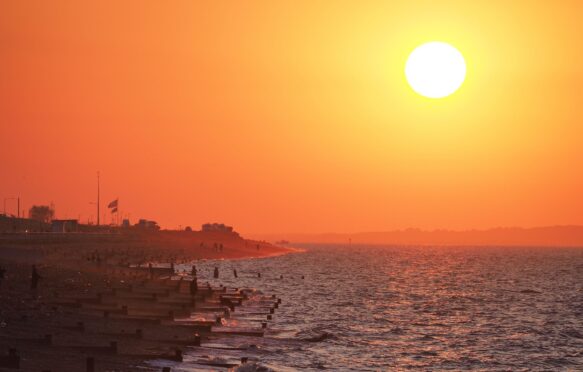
[190,277,198,295]
[213,267,219,279]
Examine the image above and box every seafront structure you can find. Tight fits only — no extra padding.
[201,223,235,234]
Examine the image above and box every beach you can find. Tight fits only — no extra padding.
[0,231,293,371]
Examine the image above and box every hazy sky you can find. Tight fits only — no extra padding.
[2,1,583,233]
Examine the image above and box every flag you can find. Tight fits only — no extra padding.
[107,199,118,208]
[111,207,118,213]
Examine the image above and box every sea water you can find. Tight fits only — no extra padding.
[173,245,583,371]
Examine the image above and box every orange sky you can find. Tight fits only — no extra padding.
[1,1,583,234]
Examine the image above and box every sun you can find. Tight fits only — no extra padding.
[405,42,466,99]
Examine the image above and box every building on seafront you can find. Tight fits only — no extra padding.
[201,223,235,234]
[51,219,79,233]
[0,215,49,233]
[136,219,160,230]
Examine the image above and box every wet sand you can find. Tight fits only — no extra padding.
[0,232,291,371]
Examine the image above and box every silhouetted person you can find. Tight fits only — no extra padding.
[233,269,238,278]
[213,267,219,279]
[190,278,198,295]
[257,272,261,278]
[0,266,5,288]
[148,263,153,279]
[191,265,197,276]
[31,265,41,290]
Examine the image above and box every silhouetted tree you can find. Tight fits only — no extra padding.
[28,205,54,223]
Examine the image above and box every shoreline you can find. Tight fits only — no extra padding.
[198,245,306,263]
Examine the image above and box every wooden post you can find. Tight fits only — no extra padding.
[86,357,95,372]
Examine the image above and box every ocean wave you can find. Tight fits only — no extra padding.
[295,327,336,342]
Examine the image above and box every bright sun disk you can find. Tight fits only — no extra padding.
[405,42,466,99]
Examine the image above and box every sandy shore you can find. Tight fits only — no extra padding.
[0,231,292,371]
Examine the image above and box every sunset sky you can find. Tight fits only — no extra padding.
[1,1,583,234]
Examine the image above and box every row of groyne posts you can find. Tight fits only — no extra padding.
[0,264,282,371]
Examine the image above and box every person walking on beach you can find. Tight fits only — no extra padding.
[213,267,219,279]
[31,265,42,290]
[233,269,238,278]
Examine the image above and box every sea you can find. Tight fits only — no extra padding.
[165,245,583,371]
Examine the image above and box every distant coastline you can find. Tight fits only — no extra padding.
[252,225,583,248]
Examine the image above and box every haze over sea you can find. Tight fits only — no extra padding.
[180,245,583,371]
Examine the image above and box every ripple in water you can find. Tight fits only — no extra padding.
[176,245,583,371]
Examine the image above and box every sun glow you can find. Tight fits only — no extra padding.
[405,42,466,99]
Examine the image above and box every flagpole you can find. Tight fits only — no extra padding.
[97,171,100,226]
